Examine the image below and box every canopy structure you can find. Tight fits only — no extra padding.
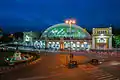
[41,23,91,39]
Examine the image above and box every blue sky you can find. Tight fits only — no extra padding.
[0,0,120,32]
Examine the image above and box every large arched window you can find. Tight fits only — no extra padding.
[41,23,91,40]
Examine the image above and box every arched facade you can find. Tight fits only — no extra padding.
[92,27,113,49]
[34,23,92,51]
[22,23,113,50]
[41,23,91,39]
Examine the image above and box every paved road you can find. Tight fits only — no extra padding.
[1,53,120,80]
[1,53,91,80]
[98,57,120,79]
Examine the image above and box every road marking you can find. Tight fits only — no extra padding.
[80,65,120,80]
[97,76,116,80]
[17,76,46,80]
[17,73,63,80]
[103,77,119,80]
[89,69,120,80]
[96,74,113,79]
[95,74,113,78]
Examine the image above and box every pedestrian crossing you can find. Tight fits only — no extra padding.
[79,65,119,80]
[90,69,119,80]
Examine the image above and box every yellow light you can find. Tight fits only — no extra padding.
[83,28,86,32]
[65,20,69,24]
[65,19,76,24]
[72,20,76,24]
[70,20,72,23]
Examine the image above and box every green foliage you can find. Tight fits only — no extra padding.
[0,52,14,66]
[113,35,120,47]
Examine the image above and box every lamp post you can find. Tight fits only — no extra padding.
[65,19,76,62]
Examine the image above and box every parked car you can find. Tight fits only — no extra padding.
[89,58,104,65]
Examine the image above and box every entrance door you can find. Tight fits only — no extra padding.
[96,43,106,49]
[99,44,105,49]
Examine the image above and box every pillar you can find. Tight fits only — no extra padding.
[92,36,95,49]
[45,37,48,49]
[60,38,64,51]
[109,36,112,49]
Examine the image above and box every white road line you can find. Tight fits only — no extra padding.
[17,76,47,80]
[96,74,113,78]
[95,74,113,78]
[17,73,63,80]
[104,77,119,80]
[88,69,120,80]
[97,75,115,80]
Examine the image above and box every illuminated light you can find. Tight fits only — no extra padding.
[81,44,84,47]
[99,62,102,64]
[72,20,76,24]
[25,35,30,41]
[77,45,80,47]
[65,20,69,24]
[70,20,72,23]
[64,42,66,44]
[41,23,91,40]
[84,42,87,44]
[6,58,9,60]
[56,42,59,44]
[60,43,63,49]
[65,19,76,24]
[100,34,104,36]
[73,44,76,47]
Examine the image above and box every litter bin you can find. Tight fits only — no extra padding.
[68,62,74,69]
[72,61,78,67]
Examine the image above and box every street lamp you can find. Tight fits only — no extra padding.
[65,19,76,62]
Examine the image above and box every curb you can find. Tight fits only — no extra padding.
[0,56,41,73]
[29,58,41,65]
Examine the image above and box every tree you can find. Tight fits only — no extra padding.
[0,33,12,43]
[113,35,120,48]
[14,32,23,40]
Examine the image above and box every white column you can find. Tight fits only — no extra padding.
[109,36,112,49]
[92,36,95,49]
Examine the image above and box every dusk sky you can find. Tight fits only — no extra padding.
[0,0,120,33]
